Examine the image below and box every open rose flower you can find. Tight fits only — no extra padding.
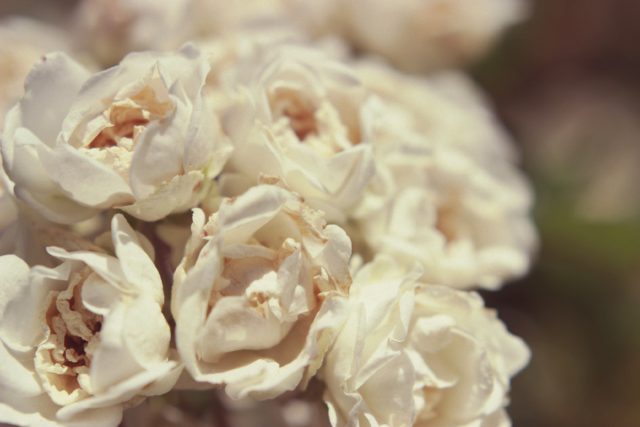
[1,45,231,224]
[220,45,375,222]
[172,182,351,399]
[322,256,529,427]
[353,64,536,290]
[0,214,180,427]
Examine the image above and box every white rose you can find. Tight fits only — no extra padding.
[409,286,529,427]
[356,64,520,165]
[354,64,536,290]
[289,0,527,71]
[0,214,180,427]
[172,182,351,399]
[220,45,376,222]
[2,45,231,224]
[0,17,73,130]
[322,256,529,427]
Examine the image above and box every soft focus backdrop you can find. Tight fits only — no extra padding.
[1,1,639,426]
[474,1,640,426]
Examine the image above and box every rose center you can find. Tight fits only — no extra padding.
[36,269,103,405]
[86,78,173,152]
[270,88,318,141]
[417,387,445,422]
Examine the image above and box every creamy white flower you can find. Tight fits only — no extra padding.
[172,182,351,399]
[0,214,180,427]
[353,63,536,290]
[1,45,231,224]
[288,0,527,71]
[220,45,376,222]
[0,17,73,130]
[322,256,529,427]
[356,64,520,165]
[194,26,307,128]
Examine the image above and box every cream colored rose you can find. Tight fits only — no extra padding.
[0,215,180,427]
[220,45,376,222]
[322,256,529,427]
[288,0,527,71]
[353,63,535,290]
[1,45,231,224]
[0,17,73,130]
[172,182,351,399]
[355,64,520,165]
[409,287,529,427]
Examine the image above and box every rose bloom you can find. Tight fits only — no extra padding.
[322,256,529,427]
[0,214,179,427]
[172,182,351,399]
[353,63,536,290]
[0,17,73,130]
[287,0,527,71]
[1,45,231,225]
[219,45,376,222]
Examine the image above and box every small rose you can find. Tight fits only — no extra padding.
[1,45,231,224]
[353,63,536,290]
[220,45,376,222]
[322,256,529,427]
[288,0,527,71]
[172,182,351,399]
[0,214,180,427]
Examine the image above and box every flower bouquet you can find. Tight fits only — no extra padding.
[0,1,534,426]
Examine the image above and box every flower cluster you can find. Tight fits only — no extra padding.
[0,2,534,427]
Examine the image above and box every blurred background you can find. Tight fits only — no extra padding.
[475,1,640,426]
[1,0,639,426]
